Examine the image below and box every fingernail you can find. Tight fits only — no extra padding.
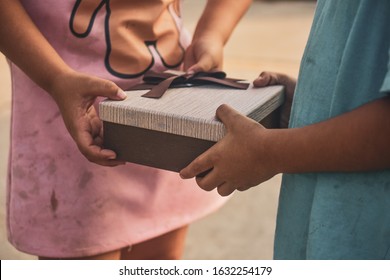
[117,89,127,99]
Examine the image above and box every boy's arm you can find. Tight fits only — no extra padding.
[184,0,252,72]
[0,0,126,166]
[180,96,390,196]
[273,96,390,173]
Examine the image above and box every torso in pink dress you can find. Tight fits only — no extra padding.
[7,0,227,258]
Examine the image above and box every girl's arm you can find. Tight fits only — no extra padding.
[0,0,126,166]
[184,0,252,72]
[0,0,70,93]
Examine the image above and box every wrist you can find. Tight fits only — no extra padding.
[46,67,77,104]
[262,128,301,175]
[192,30,225,47]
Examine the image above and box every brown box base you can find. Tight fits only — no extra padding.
[103,121,215,172]
[103,109,279,173]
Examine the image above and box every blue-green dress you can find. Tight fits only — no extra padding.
[274,0,390,259]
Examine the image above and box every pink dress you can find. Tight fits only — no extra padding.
[7,0,227,258]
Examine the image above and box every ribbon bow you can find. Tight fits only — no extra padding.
[128,70,250,99]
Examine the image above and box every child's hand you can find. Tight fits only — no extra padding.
[50,70,127,167]
[180,104,277,196]
[254,71,296,128]
[183,37,223,73]
[183,0,251,74]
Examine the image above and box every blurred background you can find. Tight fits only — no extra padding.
[0,0,315,260]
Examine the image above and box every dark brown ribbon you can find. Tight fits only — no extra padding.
[127,70,250,99]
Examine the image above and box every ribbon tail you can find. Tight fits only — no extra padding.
[141,75,179,98]
[127,83,154,91]
[194,76,250,89]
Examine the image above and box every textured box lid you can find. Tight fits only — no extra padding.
[99,84,284,142]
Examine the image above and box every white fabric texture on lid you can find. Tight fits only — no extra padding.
[99,85,284,142]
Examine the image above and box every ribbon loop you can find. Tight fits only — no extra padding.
[128,70,250,99]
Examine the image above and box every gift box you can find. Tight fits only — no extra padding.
[99,72,284,172]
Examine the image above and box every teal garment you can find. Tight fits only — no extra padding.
[274,0,390,259]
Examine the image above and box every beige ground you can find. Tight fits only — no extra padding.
[0,1,316,260]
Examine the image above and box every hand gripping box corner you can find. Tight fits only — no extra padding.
[99,84,284,172]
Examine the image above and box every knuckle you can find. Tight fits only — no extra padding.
[209,151,221,164]
[217,187,233,197]
[196,178,211,191]
[100,80,117,95]
[259,71,268,77]
[191,159,204,173]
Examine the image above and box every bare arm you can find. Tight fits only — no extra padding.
[0,0,126,166]
[193,0,252,45]
[271,96,390,174]
[0,0,71,93]
[180,85,390,196]
[184,0,252,72]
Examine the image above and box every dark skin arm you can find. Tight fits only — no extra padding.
[180,72,390,196]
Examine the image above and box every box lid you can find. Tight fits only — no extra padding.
[99,84,284,142]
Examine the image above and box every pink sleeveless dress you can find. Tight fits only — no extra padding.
[7,0,227,258]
